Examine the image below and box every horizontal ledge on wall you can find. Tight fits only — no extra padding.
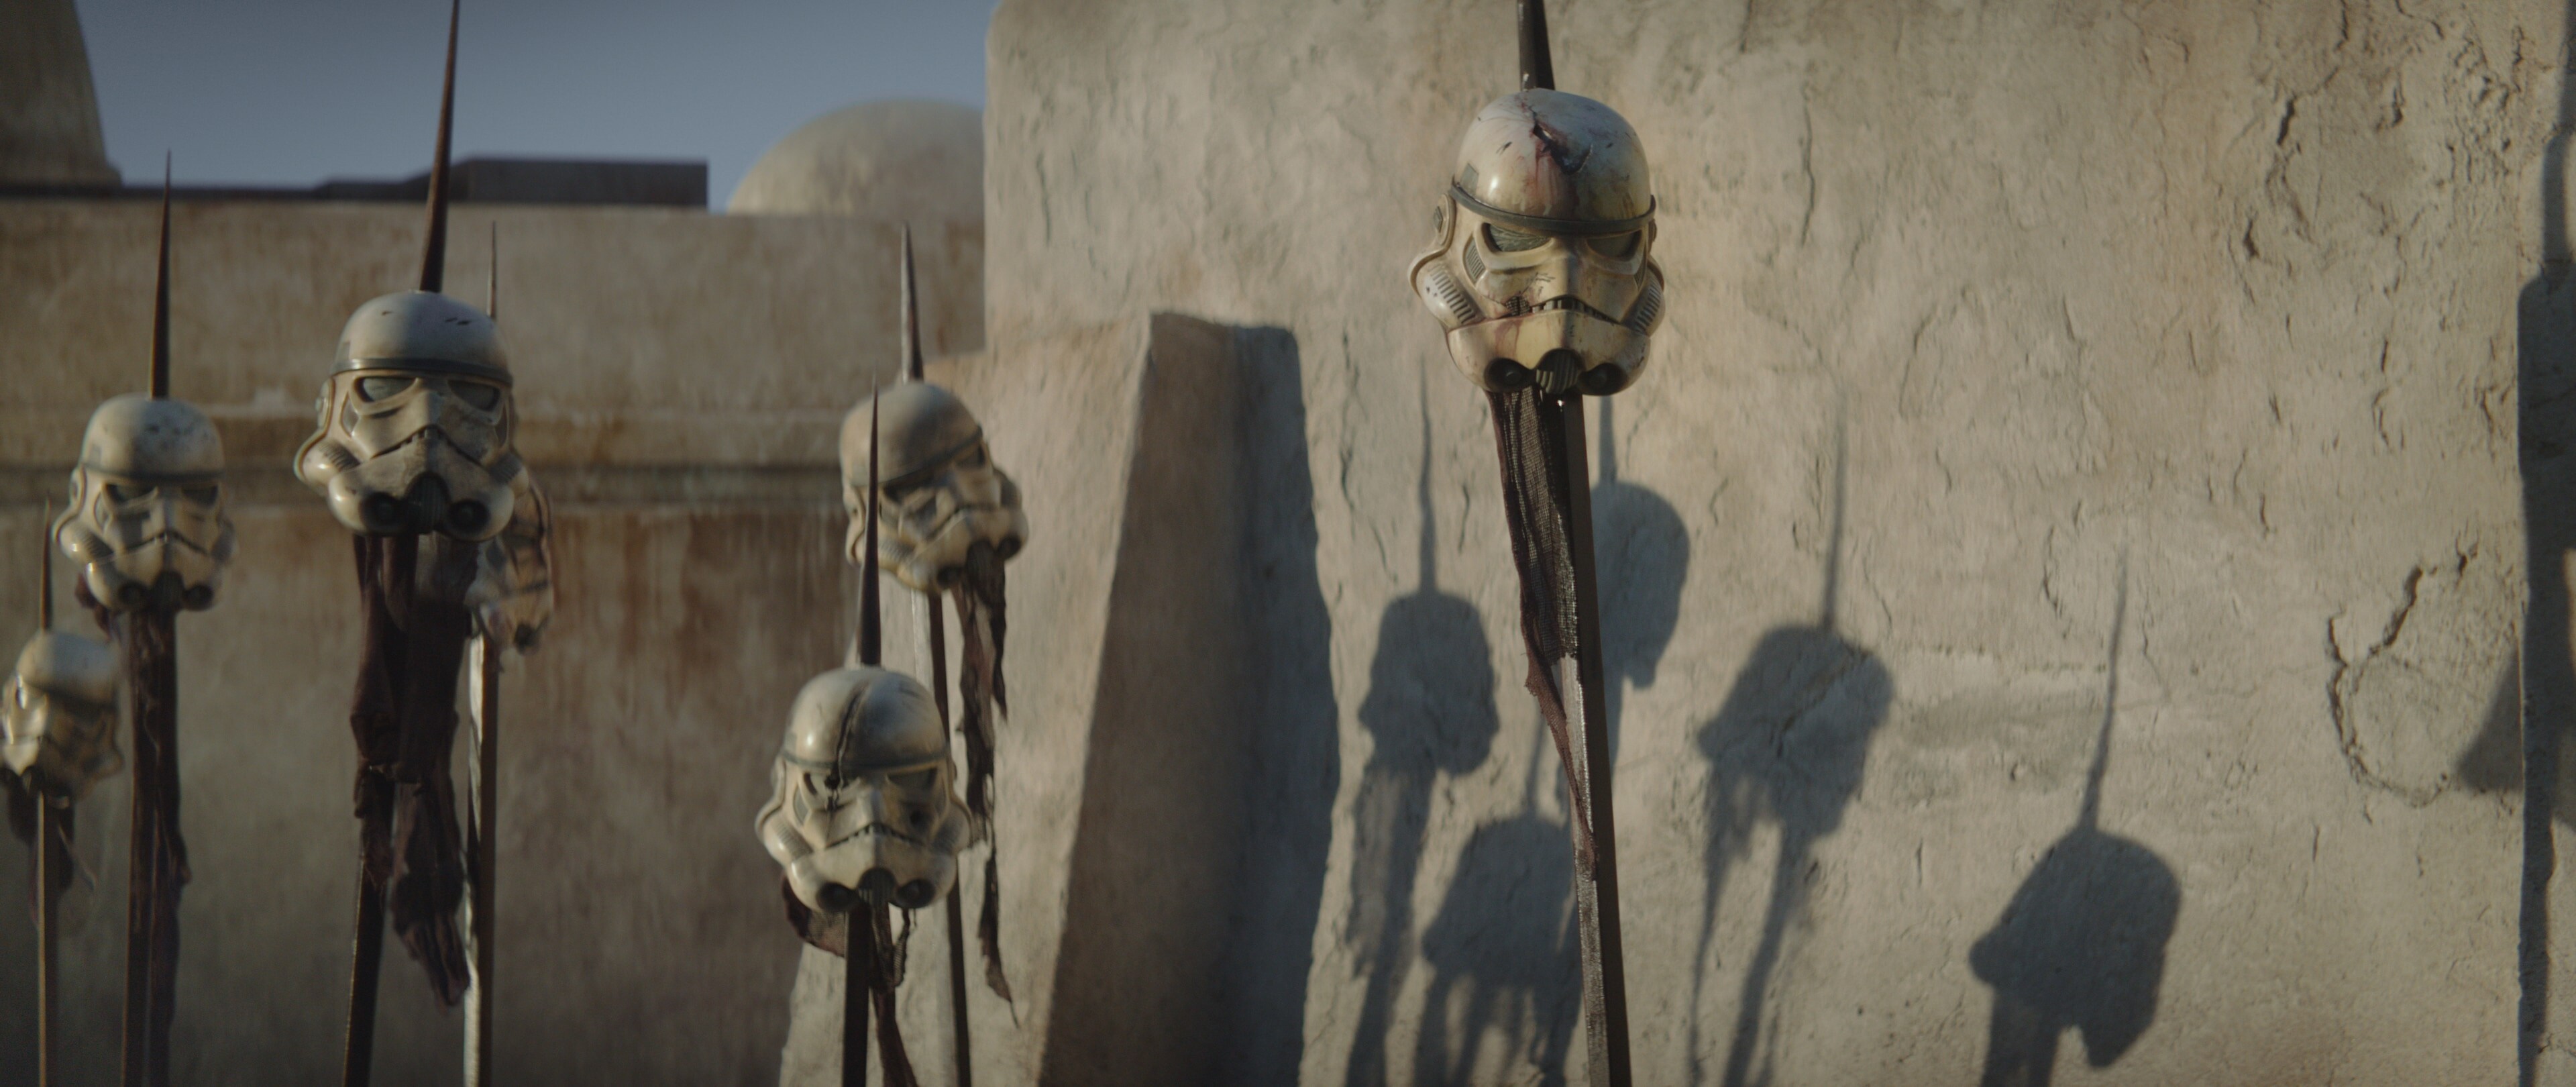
[0,464,841,509]
[0,409,847,471]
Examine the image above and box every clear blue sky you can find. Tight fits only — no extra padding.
[73,0,996,206]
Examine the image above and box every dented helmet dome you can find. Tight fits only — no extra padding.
[1450,89,1654,234]
[854,382,982,485]
[782,666,947,776]
[78,394,225,481]
[335,290,513,384]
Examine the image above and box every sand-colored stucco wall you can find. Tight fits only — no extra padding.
[3,0,2571,1082]
[0,199,977,1085]
[973,1,2553,1083]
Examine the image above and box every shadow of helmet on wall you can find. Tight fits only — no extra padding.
[1688,415,1894,1087]
[1399,395,1686,1086]
[1968,565,2180,1087]
[1592,396,1688,761]
[1342,368,1504,1087]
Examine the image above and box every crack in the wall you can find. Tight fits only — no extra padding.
[2326,562,2455,807]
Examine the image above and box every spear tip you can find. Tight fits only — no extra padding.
[38,499,54,631]
[419,0,462,295]
[900,225,924,382]
[1519,0,1555,91]
[151,154,171,399]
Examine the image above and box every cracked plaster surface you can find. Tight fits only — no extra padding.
[984,1,2546,1082]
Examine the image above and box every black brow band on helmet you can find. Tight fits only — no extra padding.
[334,356,515,386]
[877,429,985,493]
[1452,185,1655,237]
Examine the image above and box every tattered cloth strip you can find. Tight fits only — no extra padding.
[119,609,186,1086]
[782,886,921,1087]
[1485,389,1595,866]
[350,534,475,1004]
[951,541,1014,1002]
[952,542,1007,816]
[2,770,28,847]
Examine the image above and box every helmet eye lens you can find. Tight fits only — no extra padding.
[1589,231,1642,259]
[1485,223,1549,253]
[454,381,503,411]
[356,376,415,403]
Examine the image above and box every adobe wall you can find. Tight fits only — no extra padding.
[980,1,2553,1082]
[0,199,977,1085]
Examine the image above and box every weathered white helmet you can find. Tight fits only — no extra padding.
[845,382,1028,592]
[295,22,527,544]
[755,666,973,914]
[844,229,1028,591]
[57,394,237,613]
[2,628,121,800]
[58,180,237,613]
[295,291,522,540]
[1409,89,1664,397]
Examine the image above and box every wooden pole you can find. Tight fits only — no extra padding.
[1552,395,1631,1086]
[341,798,389,1087]
[465,633,500,1084]
[929,601,974,1087]
[120,609,181,1087]
[845,915,872,1087]
[36,800,60,1087]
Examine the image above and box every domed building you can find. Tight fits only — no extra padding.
[729,99,983,357]
[729,99,981,220]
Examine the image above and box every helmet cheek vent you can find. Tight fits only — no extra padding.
[1421,264,1480,327]
[1625,276,1664,334]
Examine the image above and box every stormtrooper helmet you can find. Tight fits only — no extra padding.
[464,473,554,653]
[3,629,121,800]
[295,291,523,541]
[843,383,1028,593]
[756,666,973,915]
[1408,89,1664,397]
[55,395,236,612]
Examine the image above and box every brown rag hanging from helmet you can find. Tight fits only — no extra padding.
[867,904,920,1087]
[112,606,186,1085]
[781,886,922,1086]
[952,541,1015,1002]
[350,533,474,1005]
[1486,389,1595,868]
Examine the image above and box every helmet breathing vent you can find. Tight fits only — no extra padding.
[1422,264,1481,327]
[1625,276,1664,333]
